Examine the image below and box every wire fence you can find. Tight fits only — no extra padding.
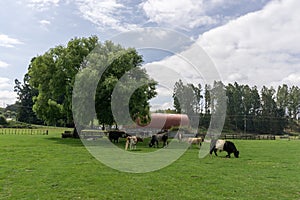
[0,128,48,135]
[220,134,299,140]
[220,134,275,140]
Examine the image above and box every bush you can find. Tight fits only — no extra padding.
[0,115,8,125]
[5,121,33,128]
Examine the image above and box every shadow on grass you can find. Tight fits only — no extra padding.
[44,137,162,150]
[44,137,84,147]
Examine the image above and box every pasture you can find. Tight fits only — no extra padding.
[1,128,300,199]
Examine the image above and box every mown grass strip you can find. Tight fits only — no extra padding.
[0,131,300,199]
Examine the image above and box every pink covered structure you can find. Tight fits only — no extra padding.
[136,113,190,130]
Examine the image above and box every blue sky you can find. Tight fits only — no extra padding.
[1,0,299,108]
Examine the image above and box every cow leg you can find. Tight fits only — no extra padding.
[213,149,218,156]
[209,147,214,155]
[209,146,218,156]
[163,140,168,148]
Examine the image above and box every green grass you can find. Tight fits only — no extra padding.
[1,129,300,199]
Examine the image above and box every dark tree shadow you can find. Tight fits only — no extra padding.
[44,137,84,147]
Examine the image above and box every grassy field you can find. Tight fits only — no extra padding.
[1,128,300,199]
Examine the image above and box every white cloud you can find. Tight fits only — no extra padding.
[227,73,248,83]
[39,19,51,25]
[0,78,11,89]
[27,0,60,11]
[39,19,51,30]
[141,0,300,110]
[0,60,9,68]
[143,41,220,110]
[140,0,259,30]
[0,78,16,106]
[196,0,300,88]
[280,73,300,87]
[0,90,17,107]
[72,0,270,32]
[75,0,138,31]
[150,101,173,111]
[141,0,218,29]
[0,34,23,48]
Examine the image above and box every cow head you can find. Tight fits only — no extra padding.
[137,137,143,142]
[149,142,153,147]
[234,150,239,158]
[122,133,131,138]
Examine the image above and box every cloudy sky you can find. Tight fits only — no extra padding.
[1,0,299,108]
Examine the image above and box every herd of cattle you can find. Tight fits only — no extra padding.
[107,130,239,158]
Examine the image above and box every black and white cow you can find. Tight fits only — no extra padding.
[125,136,144,150]
[149,133,168,148]
[125,136,137,150]
[108,131,129,143]
[210,139,239,158]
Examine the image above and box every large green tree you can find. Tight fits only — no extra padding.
[28,37,156,129]
[94,45,157,127]
[173,80,203,115]
[226,82,243,131]
[204,84,211,115]
[14,68,42,125]
[277,84,289,111]
[260,86,286,134]
[288,86,300,120]
[244,85,261,133]
[28,36,98,126]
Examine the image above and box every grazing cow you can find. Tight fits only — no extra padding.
[188,137,203,146]
[182,137,203,148]
[108,131,127,143]
[125,136,137,150]
[149,133,168,148]
[149,135,159,148]
[136,136,144,143]
[210,140,239,158]
[125,136,144,150]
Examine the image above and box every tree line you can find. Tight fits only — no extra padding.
[173,80,300,134]
[12,36,299,134]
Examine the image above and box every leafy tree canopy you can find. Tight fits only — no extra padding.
[27,36,157,127]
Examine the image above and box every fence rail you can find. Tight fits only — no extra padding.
[0,128,48,135]
[221,134,276,140]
